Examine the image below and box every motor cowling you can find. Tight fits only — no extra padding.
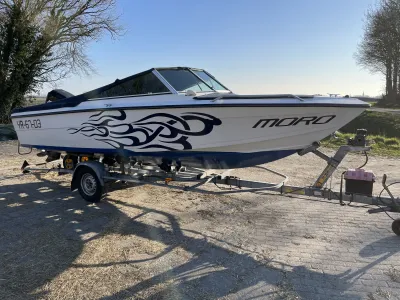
[45,89,74,103]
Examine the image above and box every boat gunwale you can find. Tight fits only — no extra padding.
[11,101,370,118]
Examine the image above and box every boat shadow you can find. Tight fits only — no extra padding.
[0,174,117,299]
[96,199,400,300]
[0,174,396,299]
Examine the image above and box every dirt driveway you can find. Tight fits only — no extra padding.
[1,141,400,300]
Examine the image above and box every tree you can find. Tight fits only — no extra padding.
[355,0,400,104]
[0,0,122,123]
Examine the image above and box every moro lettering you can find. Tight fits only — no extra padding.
[252,115,336,128]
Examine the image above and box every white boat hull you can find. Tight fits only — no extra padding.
[12,104,365,168]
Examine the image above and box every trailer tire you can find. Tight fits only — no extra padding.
[392,219,400,236]
[76,166,103,203]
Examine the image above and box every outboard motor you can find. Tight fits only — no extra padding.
[45,89,74,103]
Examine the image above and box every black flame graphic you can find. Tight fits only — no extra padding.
[67,110,222,150]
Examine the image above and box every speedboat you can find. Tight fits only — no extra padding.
[11,67,370,169]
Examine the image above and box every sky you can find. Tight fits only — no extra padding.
[48,0,383,97]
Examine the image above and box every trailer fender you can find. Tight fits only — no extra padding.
[71,161,105,191]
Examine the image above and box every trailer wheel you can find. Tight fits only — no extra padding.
[392,219,400,236]
[76,166,103,203]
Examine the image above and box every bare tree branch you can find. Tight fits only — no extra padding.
[0,0,123,122]
[355,0,400,102]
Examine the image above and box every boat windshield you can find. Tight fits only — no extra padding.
[158,69,214,93]
[192,70,228,91]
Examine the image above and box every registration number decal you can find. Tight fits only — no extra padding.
[16,119,42,129]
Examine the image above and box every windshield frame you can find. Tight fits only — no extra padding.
[189,68,230,92]
[154,67,231,94]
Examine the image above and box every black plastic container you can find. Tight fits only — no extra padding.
[345,179,374,196]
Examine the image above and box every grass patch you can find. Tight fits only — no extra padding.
[340,111,400,138]
[375,102,400,109]
[385,137,399,146]
[374,136,385,144]
[323,132,400,157]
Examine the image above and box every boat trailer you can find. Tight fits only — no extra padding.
[21,129,400,235]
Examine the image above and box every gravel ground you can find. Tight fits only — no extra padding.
[1,140,400,300]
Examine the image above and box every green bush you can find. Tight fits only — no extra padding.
[340,111,400,138]
[385,138,400,146]
[374,136,385,144]
[323,132,400,157]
